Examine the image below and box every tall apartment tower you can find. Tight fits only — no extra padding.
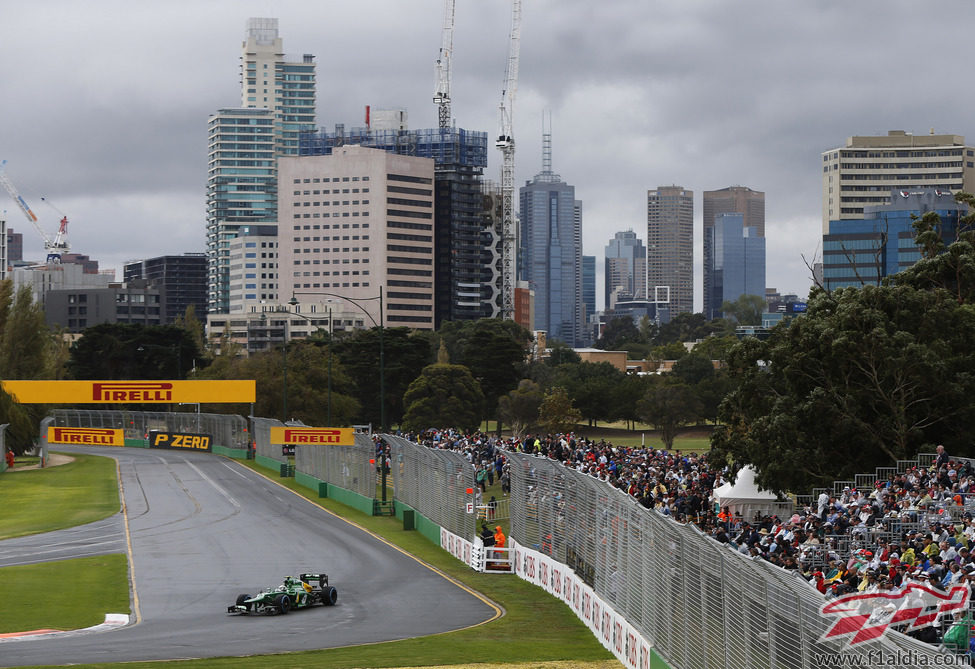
[519,130,583,347]
[822,130,975,233]
[702,186,765,319]
[647,186,693,315]
[278,145,436,329]
[604,229,646,308]
[206,19,316,313]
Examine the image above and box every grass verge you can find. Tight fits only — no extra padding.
[0,554,130,633]
[0,452,120,540]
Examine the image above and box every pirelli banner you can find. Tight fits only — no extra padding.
[269,427,355,446]
[47,427,125,447]
[2,380,256,404]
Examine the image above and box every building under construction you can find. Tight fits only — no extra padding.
[299,124,500,326]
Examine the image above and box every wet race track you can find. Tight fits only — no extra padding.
[0,446,497,667]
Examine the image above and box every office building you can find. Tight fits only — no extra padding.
[278,145,436,329]
[45,281,165,333]
[300,122,496,326]
[647,186,693,315]
[822,130,975,233]
[206,18,316,314]
[6,226,20,265]
[707,213,766,319]
[519,131,583,347]
[703,186,765,319]
[604,229,646,308]
[124,253,207,324]
[822,188,968,290]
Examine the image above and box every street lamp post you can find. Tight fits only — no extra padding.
[289,287,386,501]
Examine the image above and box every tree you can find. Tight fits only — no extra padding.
[596,316,641,350]
[720,294,766,325]
[0,284,52,380]
[401,363,484,432]
[537,386,581,434]
[331,327,430,429]
[498,379,544,437]
[544,340,581,366]
[637,378,701,449]
[712,275,975,493]
[66,323,203,380]
[671,351,715,386]
[552,361,624,426]
[459,319,530,422]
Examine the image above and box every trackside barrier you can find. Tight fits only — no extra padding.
[506,451,948,669]
[251,417,288,468]
[50,410,249,457]
[292,432,377,516]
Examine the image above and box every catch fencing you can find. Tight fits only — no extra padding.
[294,432,376,500]
[251,417,288,464]
[50,409,249,452]
[384,435,476,540]
[506,451,949,669]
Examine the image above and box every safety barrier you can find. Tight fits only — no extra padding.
[50,409,249,457]
[293,432,377,516]
[251,416,288,468]
[505,451,949,669]
[0,423,8,473]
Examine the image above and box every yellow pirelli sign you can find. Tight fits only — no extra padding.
[268,427,354,446]
[47,427,125,446]
[3,380,256,404]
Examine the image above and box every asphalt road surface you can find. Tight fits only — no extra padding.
[0,446,497,667]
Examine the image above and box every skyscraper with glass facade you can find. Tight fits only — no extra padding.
[708,213,766,319]
[702,186,764,319]
[604,229,646,308]
[206,18,316,313]
[519,133,583,346]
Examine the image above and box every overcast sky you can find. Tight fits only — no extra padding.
[3,0,973,313]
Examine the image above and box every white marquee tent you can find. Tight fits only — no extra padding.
[713,466,793,521]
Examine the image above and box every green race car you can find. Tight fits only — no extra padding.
[228,573,338,615]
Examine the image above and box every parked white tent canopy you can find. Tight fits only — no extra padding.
[713,466,792,521]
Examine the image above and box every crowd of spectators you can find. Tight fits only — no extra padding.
[398,429,975,650]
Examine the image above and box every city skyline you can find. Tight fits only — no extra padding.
[4,1,975,313]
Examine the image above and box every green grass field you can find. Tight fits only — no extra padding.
[0,554,130,634]
[0,452,120,540]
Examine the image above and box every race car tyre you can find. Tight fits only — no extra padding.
[236,594,252,611]
[323,586,338,606]
[274,594,291,614]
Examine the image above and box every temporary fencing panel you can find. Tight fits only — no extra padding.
[385,435,475,540]
[251,417,288,465]
[51,409,248,454]
[507,451,950,669]
[294,432,375,499]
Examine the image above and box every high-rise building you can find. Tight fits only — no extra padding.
[278,145,436,329]
[519,131,583,346]
[6,226,20,264]
[702,186,765,319]
[821,130,975,233]
[206,19,316,314]
[822,188,968,290]
[582,255,596,321]
[647,186,693,315]
[124,253,208,324]
[708,213,766,319]
[604,229,646,308]
[300,123,495,326]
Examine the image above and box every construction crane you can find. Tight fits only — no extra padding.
[0,160,70,263]
[497,0,521,321]
[433,0,456,130]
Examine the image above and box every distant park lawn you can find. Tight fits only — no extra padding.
[0,452,120,540]
[0,554,130,633]
[480,420,714,453]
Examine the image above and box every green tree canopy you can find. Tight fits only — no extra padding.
[498,379,544,437]
[401,363,484,432]
[712,259,975,493]
[552,361,624,426]
[537,386,581,434]
[637,378,701,449]
[67,323,203,380]
[596,316,641,350]
[720,294,766,325]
